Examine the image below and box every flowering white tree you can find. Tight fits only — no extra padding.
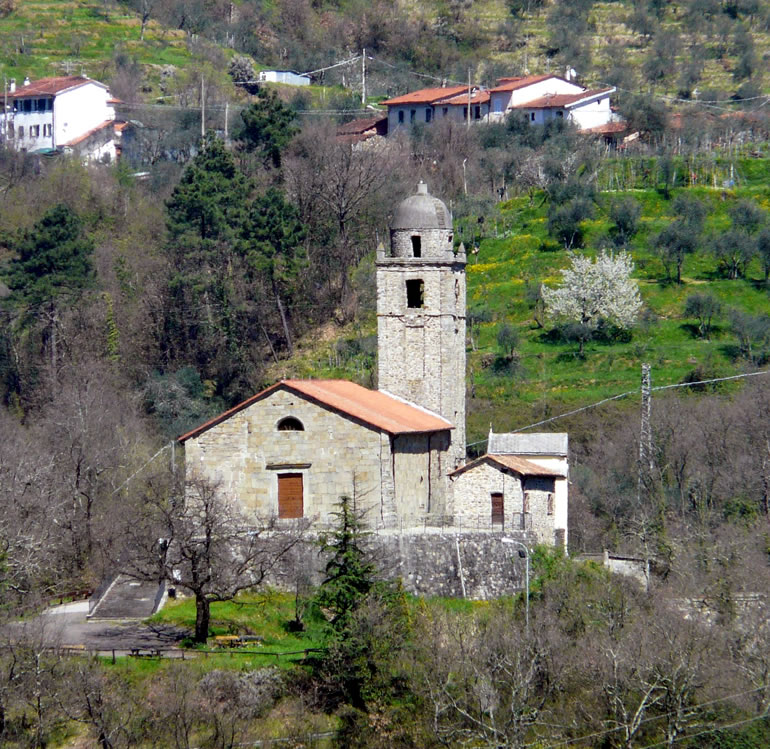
[541,250,642,354]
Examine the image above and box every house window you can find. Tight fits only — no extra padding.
[463,106,468,120]
[7,127,13,139]
[442,107,448,116]
[426,108,432,123]
[491,492,504,526]
[22,99,31,113]
[530,112,535,122]
[411,235,421,257]
[277,473,303,518]
[17,125,23,138]
[30,125,39,137]
[523,491,531,514]
[410,109,416,123]
[406,279,424,308]
[43,123,52,137]
[277,416,304,431]
[398,110,404,124]
[556,110,563,118]
[547,493,555,515]
[37,98,45,111]
[474,105,481,120]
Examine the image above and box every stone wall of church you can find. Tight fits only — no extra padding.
[184,389,396,525]
[392,432,451,523]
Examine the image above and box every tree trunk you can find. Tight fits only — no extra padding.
[273,280,293,356]
[194,594,210,643]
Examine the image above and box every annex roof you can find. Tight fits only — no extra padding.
[381,85,468,107]
[178,379,453,442]
[450,453,565,478]
[8,76,106,98]
[62,120,116,147]
[488,73,559,93]
[336,116,387,136]
[488,432,568,457]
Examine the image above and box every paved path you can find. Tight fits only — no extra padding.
[26,601,190,655]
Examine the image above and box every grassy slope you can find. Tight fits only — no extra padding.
[278,165,770,448]
[0,1,193,83]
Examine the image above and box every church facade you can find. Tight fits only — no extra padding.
[178,182,568,547]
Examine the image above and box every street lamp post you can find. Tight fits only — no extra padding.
[502,538,529,631]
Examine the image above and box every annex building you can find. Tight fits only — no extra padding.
[179,182,568,549]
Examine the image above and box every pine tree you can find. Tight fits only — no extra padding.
[239,188,307,355]
[236,90,298,169]
[5,204,94,371]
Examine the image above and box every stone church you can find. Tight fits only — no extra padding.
[179,182,568,548]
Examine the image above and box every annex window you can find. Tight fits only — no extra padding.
[406,279,424,309]
[491,492,504,526]
[22,99,31,113]
[43,123,52,137]
[398,110,404,124]
[411,235,421,257]
[17,126,23,138]
[425,108,432,123]
[7,127,12,139]
[278,473,303,518]
[547,493,555,515]
[30,125,39,137]
[277,416,304,431]
[523,491,531,514]
[37,98,45,111]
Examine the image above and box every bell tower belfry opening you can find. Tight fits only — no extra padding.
[376,181,467,468]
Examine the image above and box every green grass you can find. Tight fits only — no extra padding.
[150,590,327,665]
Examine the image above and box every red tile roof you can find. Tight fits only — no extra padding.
[489,74,556,93]
[450,454,565,478]
[178,379,453,442]
[336,116,387,136]
[62,119,115,147]
[513,88,613,109]
[381,85,468,106]
[437,89,490,106]
[581,120,628,135]
[8,76,105,98]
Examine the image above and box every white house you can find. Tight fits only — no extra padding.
[0,75,122,161]
[258,70,310,86]
[489,74,615,130]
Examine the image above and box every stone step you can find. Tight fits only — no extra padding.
[89,574,164,620]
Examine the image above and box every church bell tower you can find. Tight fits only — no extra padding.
[376,181,466,468]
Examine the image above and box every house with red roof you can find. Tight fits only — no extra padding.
[0,75,124,161]
[489,74,616,130]
[381,85,490,133]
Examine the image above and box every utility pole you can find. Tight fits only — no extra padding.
[467,68,471,131]
[200,77,205,136]
[361,48,366,105]
[224,101,229,143]
[3,77,6,143]
[638,363,653,498]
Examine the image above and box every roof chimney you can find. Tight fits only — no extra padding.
[8,79,15,93]
[23,76,30,87]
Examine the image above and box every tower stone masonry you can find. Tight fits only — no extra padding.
[376,181,467,469]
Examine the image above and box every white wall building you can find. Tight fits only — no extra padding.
[257,70,310,86]
[0,75,122,161]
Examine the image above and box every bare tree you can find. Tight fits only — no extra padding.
[122,474,306,643]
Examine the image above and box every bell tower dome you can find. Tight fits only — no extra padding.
[376,181,466,468]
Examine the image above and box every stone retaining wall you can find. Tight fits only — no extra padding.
[268,530,534,600]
